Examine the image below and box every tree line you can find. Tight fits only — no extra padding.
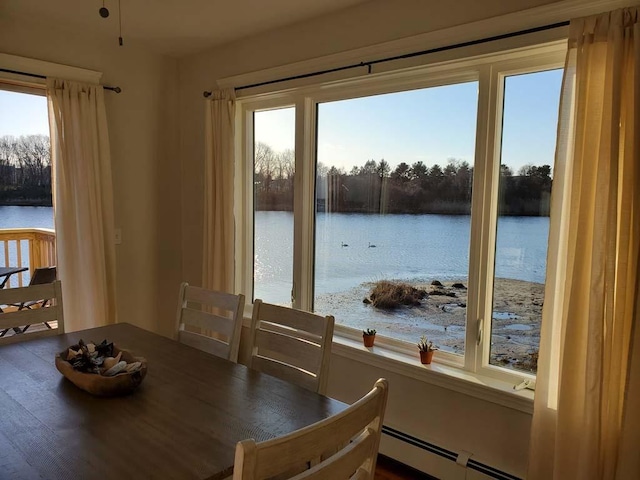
[254,141,552,216]
[0,135,52,205]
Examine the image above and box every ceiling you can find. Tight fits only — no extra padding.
[1,0,371,57]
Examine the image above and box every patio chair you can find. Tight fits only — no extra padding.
[0,266,58,336]
[248,299,335,394]
[0,280,64,345]
[232,378,389,480]
[175,282,245,363]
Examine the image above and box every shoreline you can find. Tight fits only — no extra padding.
[315,277,544,372]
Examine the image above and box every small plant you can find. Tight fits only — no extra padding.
[417,335,437,352]
[417,335,437,364]
[362,328,377,347]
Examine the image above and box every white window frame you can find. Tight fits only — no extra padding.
[235,40,566,392]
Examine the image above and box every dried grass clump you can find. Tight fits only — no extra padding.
[368,281,427,310]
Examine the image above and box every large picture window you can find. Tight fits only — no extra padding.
[238,43,565,384]
[314,82,478,355]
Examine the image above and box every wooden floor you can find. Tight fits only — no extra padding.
[375,455,436,480]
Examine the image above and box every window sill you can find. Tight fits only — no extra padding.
[331,334,534,414]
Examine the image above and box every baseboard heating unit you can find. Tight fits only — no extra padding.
[382,425,522,480]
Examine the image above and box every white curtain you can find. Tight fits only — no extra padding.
[529,8,639,480]
[203,89,236,293]
[47,78,117,332]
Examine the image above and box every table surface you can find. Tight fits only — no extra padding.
[0,266,28,288]
[0,323,346,479]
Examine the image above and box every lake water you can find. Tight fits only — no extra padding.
[256,210,547,362]
[255,211,548,304]
[1,206,547,355]
[2,205,548,293]
[0,206,54,230]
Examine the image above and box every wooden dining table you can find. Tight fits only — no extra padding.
[0,323,346,479]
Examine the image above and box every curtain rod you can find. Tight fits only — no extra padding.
[0,68,122,93]
[203,20,569,98]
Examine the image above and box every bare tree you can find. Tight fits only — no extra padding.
[0,136,17,184]
[16,135,51,186]
[317,162,329,177]
[0,135,50,186]
[254,141,277,193]
[276,148,295,192]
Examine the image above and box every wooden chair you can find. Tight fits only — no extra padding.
[13,266,58,333]
[0,280,64,345]
[233,378,389,480]
[175,282,245,363]
[248,299,335,394]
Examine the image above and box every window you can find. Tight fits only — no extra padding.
[238,43,565,384]
[489,69,563,373]
[253,107,295,305]
[0,86,54,287]
[314,82,478,356]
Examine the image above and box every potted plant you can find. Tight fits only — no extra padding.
[362,328,377,347]
[417,335,437,364]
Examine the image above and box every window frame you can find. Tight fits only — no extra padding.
[473,53,566,382]
[235,41,566,387]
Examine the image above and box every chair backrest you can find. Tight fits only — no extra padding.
[233,378,389,480]
[248,299,335,394]
[0,280,64,345]
[175,282,245,362]
[29,266,57,286]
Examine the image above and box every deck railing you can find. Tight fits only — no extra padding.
[0,228,56,287]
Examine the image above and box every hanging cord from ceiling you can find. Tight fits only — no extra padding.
[97,0,123,46]
[118,0,123,46]
[203,20,569,98]
[0,68,122,93]
[99,0,109,18]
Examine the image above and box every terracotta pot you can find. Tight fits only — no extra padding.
[363,334,375,348]
[419,350,434,365]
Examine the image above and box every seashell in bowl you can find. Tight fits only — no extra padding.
[102,352,123,370]
[55,346,147,397]
[124,362,142,373]
[103,360,127,377]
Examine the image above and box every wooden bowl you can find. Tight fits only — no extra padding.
[55,346,148,397]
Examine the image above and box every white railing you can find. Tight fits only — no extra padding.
[0,228,56,287]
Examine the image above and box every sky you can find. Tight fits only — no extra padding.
[0,90,49,137]
[255,68,563,174]
[1,68,563,175]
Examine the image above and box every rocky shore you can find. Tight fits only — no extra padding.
[315,277,544,373]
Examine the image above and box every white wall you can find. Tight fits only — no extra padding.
[178,1,571,477]
[329,354,532,478]
[0,14,182,338]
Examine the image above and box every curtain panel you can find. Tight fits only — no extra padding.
[203,89,236,294]
[528,8,639,480]
[47,78,117,331]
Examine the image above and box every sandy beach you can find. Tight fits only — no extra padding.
[315,277,544,373]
